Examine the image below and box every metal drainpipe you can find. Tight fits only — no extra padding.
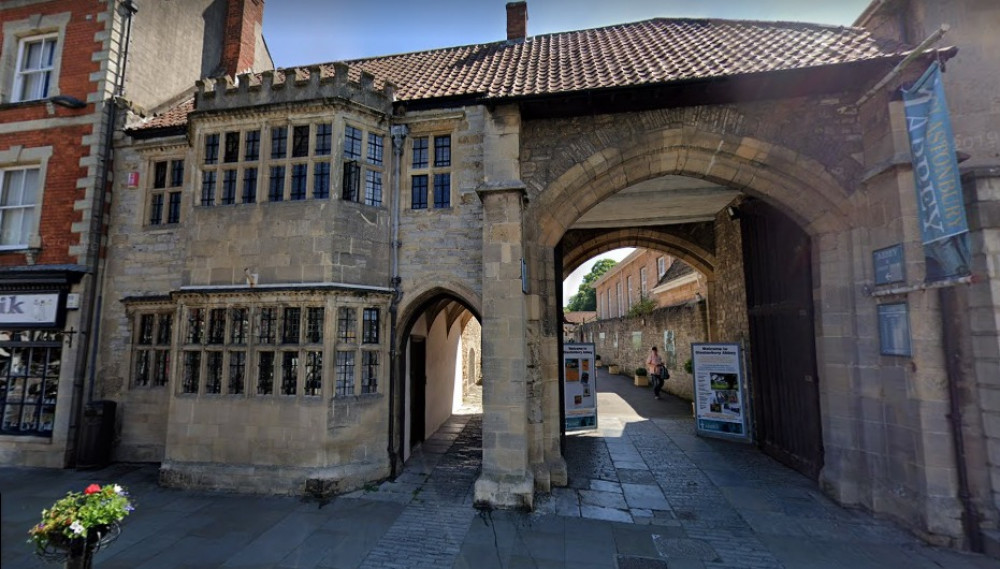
[70,0,136,465]
[387,123,408,477]
[939,286,982,552]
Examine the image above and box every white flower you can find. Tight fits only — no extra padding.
[113,484,124,495]
[69,521,85,536]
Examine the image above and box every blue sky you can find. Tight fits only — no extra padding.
[262,0,874,67]
[262,0,875,304]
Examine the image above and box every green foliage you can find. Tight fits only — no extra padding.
[626,294,658,317]
[566,258,617,312]
[684,358,693,374]
[635,367,647,376]
[28,484,134,551]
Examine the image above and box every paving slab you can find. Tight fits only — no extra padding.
[4,375,1000,569]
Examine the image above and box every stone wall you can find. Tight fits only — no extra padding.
[577,301,708,401]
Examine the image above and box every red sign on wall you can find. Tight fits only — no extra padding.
[126,171,139,188]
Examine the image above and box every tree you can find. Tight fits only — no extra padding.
[566,258,617,311]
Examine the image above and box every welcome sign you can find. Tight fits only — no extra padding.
[902,62,971,281]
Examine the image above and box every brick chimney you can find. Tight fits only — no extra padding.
[506,2,528,41]
[222,0,264,77]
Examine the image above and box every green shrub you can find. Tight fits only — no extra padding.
[635,367,647,376]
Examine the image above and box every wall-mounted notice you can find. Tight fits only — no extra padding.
[692,343,750,442]
[563,343,597,432]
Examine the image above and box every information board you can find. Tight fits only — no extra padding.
[692,343,750,442]
[563,343,597,432]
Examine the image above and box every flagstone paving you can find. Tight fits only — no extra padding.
[3,367,1000,568]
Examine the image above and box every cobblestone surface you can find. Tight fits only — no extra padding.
[3,372,999,568]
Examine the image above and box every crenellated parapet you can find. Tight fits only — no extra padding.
[195,63,396,114]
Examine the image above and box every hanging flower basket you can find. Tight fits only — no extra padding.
[28,483,134,568]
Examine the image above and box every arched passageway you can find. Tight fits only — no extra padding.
[396,289,482,465]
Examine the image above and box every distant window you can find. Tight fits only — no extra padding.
[657,257,666,277]
[342,126,384,207]
[270,127,287,159]
[244,130,260,161]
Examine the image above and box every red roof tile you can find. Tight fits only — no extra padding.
[129,18,906,132]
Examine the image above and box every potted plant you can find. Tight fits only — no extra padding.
[28,483,135,569]
[634,367,649,387]
[607,363,620,375]
[595,354,603,368]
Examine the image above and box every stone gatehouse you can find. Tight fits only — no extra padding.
[89,0,1000,551]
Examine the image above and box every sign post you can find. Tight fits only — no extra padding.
[563,343,597,431]
[691,343,750,441]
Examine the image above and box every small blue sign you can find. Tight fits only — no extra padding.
[873,244,905,285]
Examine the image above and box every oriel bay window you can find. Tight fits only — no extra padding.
[178,304,326,397]
[342,125,385,207]
[335,306,382,396]
[200,121,358,207]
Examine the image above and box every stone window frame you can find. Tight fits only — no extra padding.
[0,145,51,252]
[334,304,383,397]
[406,131,453,211]
[197,120,371,207]
[0,12,70,105]
[342,123,386,207]
[178,302,327,398]
[130,309,175,389]
[146,158,185,226]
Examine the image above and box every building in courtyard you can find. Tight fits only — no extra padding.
[4,0,1000,554]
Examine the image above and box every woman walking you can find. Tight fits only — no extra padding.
[646,346,666,399]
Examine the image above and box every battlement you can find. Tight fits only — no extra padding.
[195,63,396,114]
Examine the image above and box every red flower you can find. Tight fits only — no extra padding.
[84,484,101,495]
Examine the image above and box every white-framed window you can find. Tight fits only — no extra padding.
[657,256,666,278]
[639,267,648,296]
[0,167,39,249]
[616,281,624,317]
[627,276,634,308]
[13,35,57,102]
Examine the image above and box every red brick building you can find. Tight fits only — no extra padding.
[0,0,270,467]
[592,250,706,319]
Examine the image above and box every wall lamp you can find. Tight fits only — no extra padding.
[726,205,740,220]
[49,95,87,109]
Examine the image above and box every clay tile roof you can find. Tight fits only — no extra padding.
[129,18,905,132]
[339,18,903,101]
[128,98,194,131]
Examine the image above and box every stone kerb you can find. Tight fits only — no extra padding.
[195,63,395,114]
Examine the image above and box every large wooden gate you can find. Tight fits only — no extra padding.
[741,199,824,479]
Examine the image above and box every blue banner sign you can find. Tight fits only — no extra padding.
[902,62,971,281]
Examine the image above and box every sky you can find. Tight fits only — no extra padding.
[262,0,875,67]
[261,0,875,304]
